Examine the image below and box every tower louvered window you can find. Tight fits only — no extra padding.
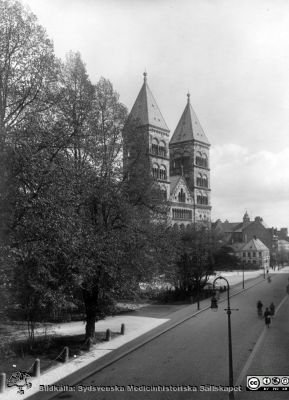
[197,195,208,205]
[153,164,159,179]
[159,165,167,180]
[196,153,208,168]
[159,141,166,157]
[152,138,159,155]
[196,175,208,187]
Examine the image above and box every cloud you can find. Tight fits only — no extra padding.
[210,144,289,227]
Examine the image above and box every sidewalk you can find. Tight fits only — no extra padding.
[237,292,289,399]
[1,267,287,400]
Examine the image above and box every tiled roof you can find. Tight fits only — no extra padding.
[242,238,269,251]
[169,176,182,195]
[222,222,243,232]
[170,94,209,145]
[127,73,169,132]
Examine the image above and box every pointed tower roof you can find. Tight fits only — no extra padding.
[170,93,209,145]
[127,72,169,132]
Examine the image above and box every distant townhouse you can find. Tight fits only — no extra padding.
[213,212,278,266]
[234,237,270,269]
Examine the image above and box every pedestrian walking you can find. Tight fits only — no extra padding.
[264,307,271,328]
[257,300,263,318]
[269,302,275,317]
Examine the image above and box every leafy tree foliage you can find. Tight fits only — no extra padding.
[0,0,58,136]
[176,228,215,298]
[213,245,240,270]
[0,1,176,343]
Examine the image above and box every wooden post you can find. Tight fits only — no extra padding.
[0,373,6,393]
[105,329,111,341]
[63,346,69,363]
[121,323,125,335]
[33,359,40,377]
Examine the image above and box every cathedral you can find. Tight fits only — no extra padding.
[123,73,211,228]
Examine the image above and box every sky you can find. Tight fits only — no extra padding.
[23,0,289,229]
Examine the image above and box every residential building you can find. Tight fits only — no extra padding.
[213,212,278,265]
[234,237,270,269]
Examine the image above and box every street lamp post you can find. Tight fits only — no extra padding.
[242,262,245,289]
[211,276,236,400]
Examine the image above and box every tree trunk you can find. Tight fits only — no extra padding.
[83,289,98,341]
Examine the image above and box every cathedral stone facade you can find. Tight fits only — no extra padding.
[123,73,211,228]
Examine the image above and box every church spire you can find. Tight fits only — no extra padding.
[170,93,209,145]
[126,73,169,132]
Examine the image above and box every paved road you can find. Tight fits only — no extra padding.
[42,272,289,400]
[237,291,289,400]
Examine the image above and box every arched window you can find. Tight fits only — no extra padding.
[173,157,182,169]
[202,153,208,168]
[161,186,167,200]
[197,192,208,205]
[196,173,202,187]
[151,138,159,155]
[178,188,186,203]
[159,165,167,180]
[196,152,208,168]
[195,152,202,166]
[159,141,166,157]
[152,163,159,179]
[202,174,208,188]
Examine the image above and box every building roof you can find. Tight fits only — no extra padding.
[242,238,269,252]
[169,176,182,195]
[169,175,193,203]
[170,93,209,145]
[214,218,269,234]
[220,221,243,233]
[126,73,169,132]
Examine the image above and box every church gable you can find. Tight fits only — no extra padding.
[170,176,193,204]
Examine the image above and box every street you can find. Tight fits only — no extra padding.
[38,272,289,400]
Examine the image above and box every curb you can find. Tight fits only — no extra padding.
[27,273,270,399]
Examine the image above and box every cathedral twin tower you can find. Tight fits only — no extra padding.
[123,73,211,228]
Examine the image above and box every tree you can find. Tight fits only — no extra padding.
[213,245,240,270]
[176,228,215,302]
[0,1,64,328]
[0,3,176,344]
[68,76,174,340]
[0,0,58,139]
